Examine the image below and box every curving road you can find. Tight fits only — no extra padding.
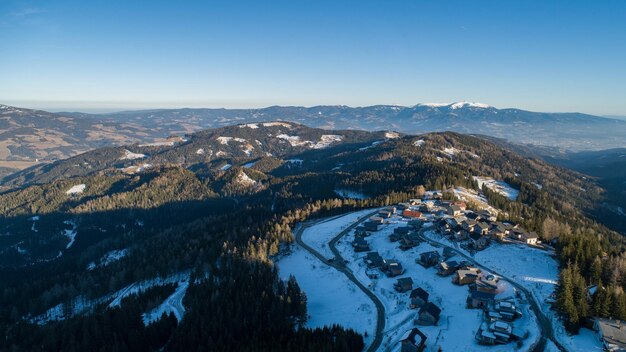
[294,210,385,352]
[416,228,567,352]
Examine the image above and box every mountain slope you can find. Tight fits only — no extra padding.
[1,102,625,175]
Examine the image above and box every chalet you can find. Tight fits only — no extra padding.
[397,202,410,210]
[476,326,497,345]
[469,232,490,250]
[416,302,441,326]
[462,219,477,233]
[467,289,496,309]
[489,223,507,241]
[394,277,414,293]
[399,328,427,352]
[466,212,480,221]
[523,232,539,245]
[364,221,380,232]
[409,287,429,309]
[420,201,436,212]
[383,259,404,277]
[369,216,384,224]
[453,267,481,285]
[365,251,384,268]
[594,318,626,351]
[442,247,455,259]
[408,219,423,229]
[453,230,468,241]
[446,204,463,217]
[437,260,463,276]
[352,237,370,252]
[489,320,512,343]
[495,301,522,321]
[403,209,423,218]
[474,222,490,236]
[475,275,499,294]
[379,210,393,218]
[451,201,467,211]
[400,233,421,250]
[417,251,440,268]
[478,210,497,222]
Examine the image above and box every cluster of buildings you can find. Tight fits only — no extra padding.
[347,196,538,351]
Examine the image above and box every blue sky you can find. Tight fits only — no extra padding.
[1,0,626,115]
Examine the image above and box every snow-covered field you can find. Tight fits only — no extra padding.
[142,280,189,325]
[276,244,376,347]
[300,209,376,260]
[121,149,146,160]
[473,177,519,201]
[337,219,540,352]
[66,184,86,195]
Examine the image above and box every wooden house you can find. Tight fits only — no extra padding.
[400,233,421,250]
[403,209,422,218]
[365,251,383,268]
[453,267,481,285]
[383,259,404,277]
[416,302,441,326]
[410,287,429,309]
[399,328,427,352]
[445,204,463,217]
[352,237,370,252]
[437,260,463,276]
[467,289,496,309]
[394,277,414,293]
[417,251,440,268]
[475,275,499,294]
[594,318,626,351]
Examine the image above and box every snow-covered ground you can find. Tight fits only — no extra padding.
[359,140,383,151]
[277,244,376,348]
[142,280,189,325]
[66,184,86,195]
[334,188,370,200]
[243,160,257,168]
[300,209,376,260]
[413,139,425,147]
[385,132,400,139]
[63,220,78,249]
[121,149,146,160]
[87,249,128,270]
[337,218,540,352]
[219,163,232,171]
[454,187,500,214]
[473,177,519,201]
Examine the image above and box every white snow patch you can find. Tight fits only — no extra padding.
[142,280,189,325]
[220,164,232,171]
[240,123,259,129]
[216,136,247,145]
[359,140,383,151]
[262,121,292,128]
[413,139,425,147]
[442,147,460,157]
[63,220,78,249]
[312,134,343,149]
[243,161,257,168]
[450,101,491,109]
[384,131,400,139]
[121,149,146,160]
[66,184,86,195]
[196,148,205,155]
[473,176,519,201]
[276,134,309,147]
[235,171,257,187]
[286,159,304,164]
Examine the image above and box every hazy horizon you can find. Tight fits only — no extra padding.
[2,0,626,116]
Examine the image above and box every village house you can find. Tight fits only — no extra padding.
[379,210,393,218]
[442,247,455,259]
[416,302,441,326]
[478,210,497,222]
[454,230,468,241]
[369,216,384,224]
[469,231,490,250]
[394,277,414,293]
[383,259,404,277]
[510,229,539,245]
[352,237,370,252]
[437,260,465,276]
[364,221,380,232]
[453,267,481,285]
[446,204,463,217]
[408,219,423,230]
[400,233,421,250]
[467,289,496,309]
[489,320,513,343]
[409,287,429,309]
[475,275,499,294]
[365,251,383,268]
[474,222,490,236]
[417,250,441,268]
[495,301,522,321]
[476,324,498,345]
[489,222,508,241]
[399,328,427,352]
[594,318,626,351]
[462,219,477,234]
[403,209,423,218]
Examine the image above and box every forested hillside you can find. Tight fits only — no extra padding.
[0,124,624,350]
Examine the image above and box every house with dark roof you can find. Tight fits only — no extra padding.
[383,259,404,277]
[352,237,370,252]
[410,287,429,309]
[400,328,427,352]
[594,318,626,351]
[416,302,441,326]
[437,260,463,276]
[446,204,463,216]
[364,251,383,268]
[417,251,440,268]
[394,277,414,293]
[467,289,496,309]
[475,275,499,294]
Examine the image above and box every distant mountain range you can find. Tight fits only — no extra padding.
[1,102,625,172]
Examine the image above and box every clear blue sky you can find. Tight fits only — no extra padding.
[1,0,626,115]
